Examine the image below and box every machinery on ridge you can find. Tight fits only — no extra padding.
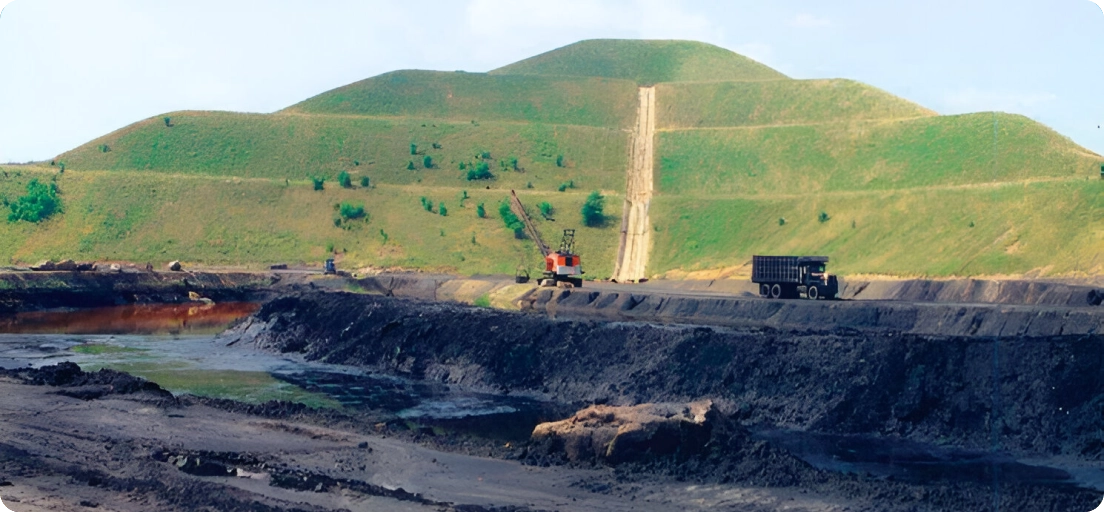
[752,255,839,300]
[509,190,584,288]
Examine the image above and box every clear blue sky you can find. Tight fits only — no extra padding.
[1,0,1102,162]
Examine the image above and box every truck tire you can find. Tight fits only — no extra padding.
[770,284,782,299]
[807,285,819,300]
[760,284,770,297]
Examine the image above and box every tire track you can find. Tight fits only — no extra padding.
[613,87,656,283]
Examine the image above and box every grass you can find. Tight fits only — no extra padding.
[657,113,1100,196]
[491,39,788,84]
[284,70,638,127]
[0,167,621,278]
[58,113,629,192]
[649,178,1104,277]
[657,79,935,129]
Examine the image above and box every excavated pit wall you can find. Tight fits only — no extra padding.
[237,291,1104,460]
[527,288,1104,338]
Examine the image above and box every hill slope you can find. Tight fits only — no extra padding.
[23,39,1104,278]
[491,39,788,84]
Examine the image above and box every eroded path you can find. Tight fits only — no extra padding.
[613,87,656,282]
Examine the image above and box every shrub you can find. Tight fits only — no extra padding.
[163,117,172,127]
[778,217,786,226]
[337,170,352,188]
[379,229,389,243]
[325,242,334,253]
[557,183,568,192]
[459,162,466,170]
[581,191,605,227]
[423,155,433,169]
[466,162,493,181]
[473,294,491,308]
[99,144,110,153]
[818,211,831,223]
[7,179,61,223]
[526,181,533,189]
[438,202,447,216]
[556,155,565,167]
[432,142,442,149]
[410,143,418,155]
[509,157,519,171]
[58,163,65,173]
[476,203,486,218]
[538,201,553,219]
[311,177,325,190]
[480,151,492,160]
[339,201,366,221]
[333,217,342,227]
[498,200,524,238]
[420,197,433,212]
[406,161,416,171]
[354,160,360,166]
[359,176,370,187]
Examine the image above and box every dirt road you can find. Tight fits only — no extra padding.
[612,87,656,283]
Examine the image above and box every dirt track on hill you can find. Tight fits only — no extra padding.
[612,87,655,283]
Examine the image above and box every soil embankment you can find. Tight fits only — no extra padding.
[233,291,1104,459]
[612,86,656,283]
[0,270,281,313]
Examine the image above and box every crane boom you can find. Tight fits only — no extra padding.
[509,190,550,257]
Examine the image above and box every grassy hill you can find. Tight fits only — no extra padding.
[59,112,629,192]
[16,38,1103,279]
[285,70,638,127]
[491,39,788,84]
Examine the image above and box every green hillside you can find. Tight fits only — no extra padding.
[18,39,1104,279]
[285,70,638,127]
[657,113,1100,196]
[491,39,788,84]
[657,79,935,129]
[0,167,619,277]
[59,112,628,192]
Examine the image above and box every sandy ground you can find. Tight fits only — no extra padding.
[612,86,655,283]
[0,378,853,512]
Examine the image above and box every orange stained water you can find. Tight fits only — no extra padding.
[0,302,260,335]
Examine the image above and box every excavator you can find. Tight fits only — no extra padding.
[509,190,584,288]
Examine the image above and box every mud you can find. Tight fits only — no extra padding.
[220,292,1104,504]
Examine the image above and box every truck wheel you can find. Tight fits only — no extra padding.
[760,284,770,297]
[807,285,819,300]
[770,284,782,299]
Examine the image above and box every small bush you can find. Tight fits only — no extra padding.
[818,211,831,223]
[557,183,568,192]
[466,162,493,181]
[556,155,565,167]
[339,201,366,221]
[438,202,447,216]
[311,177,325,190]
[509,157,519,171]
[410,143,418,155]
[7,179,62,223]
[476,203,486,218]
[480,151,492,160]
[360,176,370,187]
[333,217,342,227]
[338,170,352,188]
[99,144,110,153]
[581,191,605,227]
[423,155,433,169]
[498,200,524,238]
[406,161,416,171]
[325,242,334,253]
[354,160,360,166]
[420,197,433,212]
[526,181,533,189]
[459,162,467,170]
[432,142,442,149]
[538,201,553,219]
[778,217,786,226]
[163,117,172,127]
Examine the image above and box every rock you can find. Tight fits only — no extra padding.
[167,260,182,271]
[108,264,122,273]
[30,260,55,271]
[75,261,96,271]
[531,400,718,464]
[54,259,77,271]
[270,263,288,270]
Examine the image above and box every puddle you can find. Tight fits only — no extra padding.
[0,302,261,335]
[752,428,1099,490]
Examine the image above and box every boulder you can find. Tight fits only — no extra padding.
[531,400,718,464]
[108,264,122,273]
[53,259,77,271]
[167,260,182,271]
[30,260,55,271]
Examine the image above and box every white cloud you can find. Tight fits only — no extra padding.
[0,0,13,17]
[942,88,1058,114]
[790,13,830,28]
[1089,0,1104,16]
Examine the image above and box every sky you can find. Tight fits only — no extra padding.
[0,0,1102,162]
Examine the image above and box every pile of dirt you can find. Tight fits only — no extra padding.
[0,362,173,400]
[233,292,1104,459]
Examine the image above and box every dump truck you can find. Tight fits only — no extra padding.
[752,255,838,300]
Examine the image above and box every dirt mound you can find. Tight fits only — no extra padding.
[0,362,173,400]
[531,400,717,464]
[235,292,1104,459]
